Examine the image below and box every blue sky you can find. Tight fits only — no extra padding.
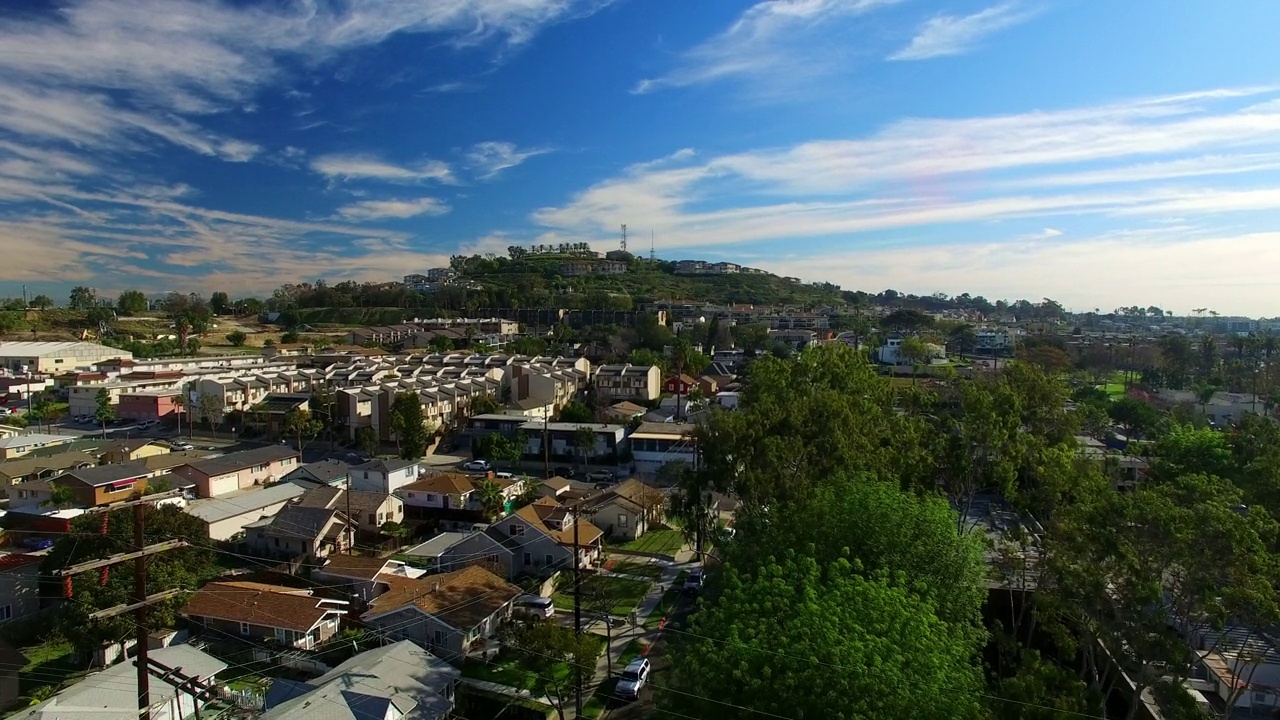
[2,0,1280,315]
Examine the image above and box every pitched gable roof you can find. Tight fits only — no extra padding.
[264,504,347,540]
[182,581,346,633]
[509,498,604,548]
[400,472,473,496]
[363,565,521,632]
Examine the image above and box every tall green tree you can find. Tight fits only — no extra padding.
[389,391,429,459]
[281,407,323,451]
[573,426,596,468]
[29,294,53,310]
[116,290,148,316]
[40,505,218,655]
[502,620,600,720]
[209,291,231,315]
[225,330,247,347]
[355,426,380,458]
[665,551,984,720]
[1108,396,1160,449]
[93,388,114,437]
[68,286,96,310]
[474,479,506,521]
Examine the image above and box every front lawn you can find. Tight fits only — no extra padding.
[462,634,607,692]
[606,559,663,579]
[581,678,617,719]
[553,575,651,616]
[612,528,685,557]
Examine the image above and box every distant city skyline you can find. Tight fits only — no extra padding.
[1,1,1279,314]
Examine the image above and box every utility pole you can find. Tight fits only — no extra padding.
[53,491,188,720]
[542,407,550,479]
[572,502,584,717]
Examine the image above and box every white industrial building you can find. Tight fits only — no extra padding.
[0,341,132,373]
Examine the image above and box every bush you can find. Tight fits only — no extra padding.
[226,330,247,347]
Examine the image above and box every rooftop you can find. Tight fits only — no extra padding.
[24,645,224,720]
[364,565,521,632]
[402,531,471,558]
[0,341,127,356]
[59,461,151,487]
[186,445,299,476]
[182,581,345,632]
[184,483,306,524]
[0,433,74,450]
[400,472,474,496]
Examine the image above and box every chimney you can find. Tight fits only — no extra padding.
[432,581,440,593]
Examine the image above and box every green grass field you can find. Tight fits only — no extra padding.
[606,559,663,579]
[553,575,651,616]
[611,528,685,557]
[461,634,606,692]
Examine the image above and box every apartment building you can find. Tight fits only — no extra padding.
[593,364,662,402]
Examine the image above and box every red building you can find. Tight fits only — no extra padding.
[116,390,182,421]
[662,374,697,395]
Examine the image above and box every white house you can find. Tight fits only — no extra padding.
[877,337,946,366]
[184,483,306,541]
[349,458,423,493]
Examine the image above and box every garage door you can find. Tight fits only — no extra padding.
[209,474,238,497]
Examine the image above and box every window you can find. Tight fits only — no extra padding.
[545,554,554,566]
[239,621,250,635]
[433,630,446,646]
[368,513,376,525]
[523,552,532,566]
[0,605,11,621]
[1256,693,1268,703]
[426,493,437,502]
[618,513,628,528]
[273,538,280,547]
[112,483,134,494]
[253,463,268,472]
[510,524,525,536]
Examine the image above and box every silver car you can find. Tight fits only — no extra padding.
[615,657,651,701]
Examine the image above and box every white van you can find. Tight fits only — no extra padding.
[513,595,555,620]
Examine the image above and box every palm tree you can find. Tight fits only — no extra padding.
[1196,384,1218,419]
[474,479,505,521]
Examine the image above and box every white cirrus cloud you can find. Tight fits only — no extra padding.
[311,154,456,184]
[633,0,901,95]
[888,3,1037,61]
[528,87,1280,314]
[466,141,552,179]
[337,197,452,220]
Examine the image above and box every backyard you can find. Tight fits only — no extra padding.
[610,527,685,557]
[18,639,91,697]
[553,575,651,616]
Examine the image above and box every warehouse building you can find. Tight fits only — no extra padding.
[0,342,132,374]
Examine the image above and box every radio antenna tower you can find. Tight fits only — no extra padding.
[650,230,655,262]
[620,224,628,253]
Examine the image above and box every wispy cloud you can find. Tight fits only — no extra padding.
[312,154,456,184]
[888,3,1036,61]
[531,87,1280,312]
[633,0,901,95]
[466,141,552,179]
[337,197,451,220]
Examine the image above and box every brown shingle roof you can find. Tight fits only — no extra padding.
[401,473,474,496]
[316,555,393,581]
[363,565,521,632]
[512,499,604,548]
[181,581,343,632]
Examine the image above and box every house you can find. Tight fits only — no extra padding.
[247,393,311,437]
[0,553,43,624]
[877,336,947,366]
[0,433,76,460]
[99,438,170,465]
[519,421,628,465]
[283,458,355,489]
[349,457,423,494]
[0,451,98,498]
[182,581,347,650]
[630,422,697,477]
[398,473,476,512]
[296,486,405,535]
[246,504,352,561]
[662,374,697,396]
[174,445,301,498]
[0,640,26,709]
[575,479,665,542]
[402,531,514,577]
[539,475,572,500]
[183,483,306,541]
[49,461,153,507]
[22,644,225,720]
[260,640,460,720]
[362,565,522,661]
[115,389,183,421]
[487,497,603,576]
[605,401,647,423]
[314,555,428,602]
[593,364,661,402]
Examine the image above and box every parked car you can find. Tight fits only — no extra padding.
[551,466,576,479]
[684,568,704,595]
[462,459,492,472]
[21,538,54,551]
[139,419,159,429]
[169,441,193,451]
[494,471,515,480]
[586,469,615,483]
[0,407,10,417]
[594,482,612,491]
[615,658,651,701]
[512,595,555,620]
